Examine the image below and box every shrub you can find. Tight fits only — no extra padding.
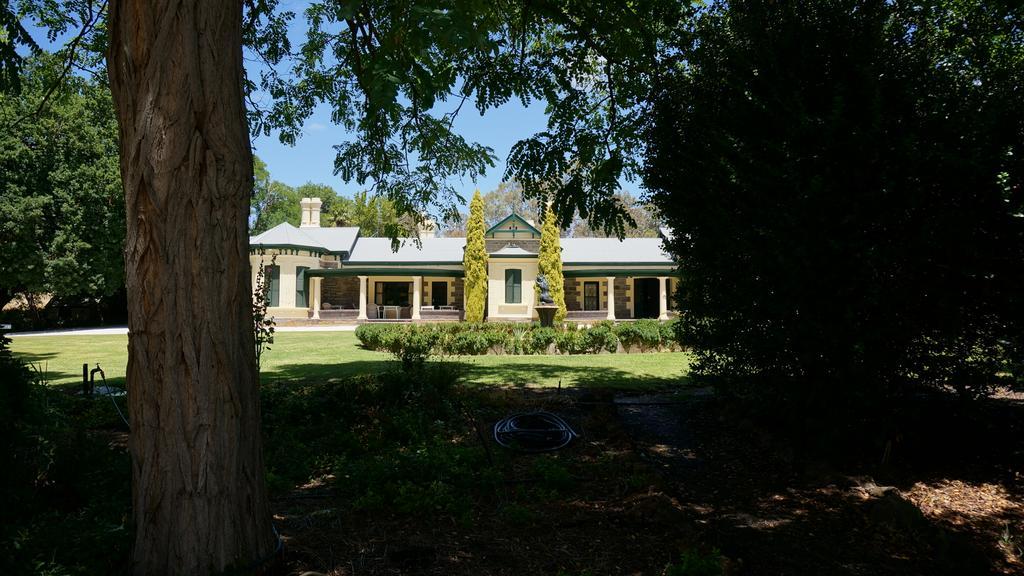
[615,320,663,352]
[449,330,490,355]
[556,330,587,354]
[581,324,619,354]
[357,321,676,356]
[387,325,440,369]
[525,327,558,354]
[660,318,681,351]
[483,327,512,353]
[506,323,532,355]
[355,323,401,350]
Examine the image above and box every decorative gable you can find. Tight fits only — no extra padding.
[484,213,541,239]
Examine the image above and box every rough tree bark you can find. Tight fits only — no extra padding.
[106,1,275,573]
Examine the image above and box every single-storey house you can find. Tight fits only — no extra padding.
[249,197,678,322]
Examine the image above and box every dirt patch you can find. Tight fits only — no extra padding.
[620,390,1024,575]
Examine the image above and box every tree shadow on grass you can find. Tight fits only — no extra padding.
[12,351,119,390]
[263,358,689,391]
[261,359,400,384]
[449,360,690,390]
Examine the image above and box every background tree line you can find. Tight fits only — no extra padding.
[248,157,400,235]
[441,181,662,237]
[0,55,124,325]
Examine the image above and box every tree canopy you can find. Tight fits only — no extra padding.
[246,0,689,235]
[645,0,1024,422]
[0,56,124,306]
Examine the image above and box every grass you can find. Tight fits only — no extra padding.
[11,330,691,389]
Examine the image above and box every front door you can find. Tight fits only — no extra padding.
[583,281,599,311]
[431,281,447,307]
[633,278,660,319]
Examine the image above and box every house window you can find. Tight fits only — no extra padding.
[505,269,522,304]
[295,266,309,307]
[265,265,280,307]
[431,281,448,307]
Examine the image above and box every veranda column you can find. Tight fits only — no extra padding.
[412,276,422,320]
[606,276,616,320]
[658,276,669,320]
[311,277,322,320]
[357,276,368,321]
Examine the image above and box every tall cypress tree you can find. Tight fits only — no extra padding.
[537,204,566,321]
[463,190,488,322]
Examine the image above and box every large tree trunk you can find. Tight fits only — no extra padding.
[106,1,274,574]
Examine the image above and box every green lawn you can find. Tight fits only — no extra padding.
[11,331,691,389]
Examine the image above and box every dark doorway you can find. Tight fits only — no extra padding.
[633,278,659,319]
[583,281,600,311]
[431,281,448,306]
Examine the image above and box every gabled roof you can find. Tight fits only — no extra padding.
[249,222,360,255]
[485,213,541,237]
[295,226,360,255]
[344,237,466,264]
[489,244,537,258]
[560,237,673,265]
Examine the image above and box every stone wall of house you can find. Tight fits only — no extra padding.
[321,276,360,308]
[485,239,540,253]
[564,281,581,311]
[452,278,465,309]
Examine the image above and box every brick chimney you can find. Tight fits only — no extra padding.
[300,197,322,228]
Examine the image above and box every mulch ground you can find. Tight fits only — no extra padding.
[275,387,1024,575]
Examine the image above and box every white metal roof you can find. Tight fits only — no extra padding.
[344,237,466,263]
[250,223,673,265]
[249,222,360,255]
[559,237,673,264]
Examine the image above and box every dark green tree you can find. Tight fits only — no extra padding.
[645,0,1024,425]
[0,56,124,308]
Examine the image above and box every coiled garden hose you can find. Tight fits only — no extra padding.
[493,411,578,452]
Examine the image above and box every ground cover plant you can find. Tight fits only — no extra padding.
[1,332,131,575]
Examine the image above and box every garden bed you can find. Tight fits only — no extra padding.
[355,319,681,360]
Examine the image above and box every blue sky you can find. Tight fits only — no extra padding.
[252,98,551,201]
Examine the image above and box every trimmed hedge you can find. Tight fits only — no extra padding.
[355,319,681,358]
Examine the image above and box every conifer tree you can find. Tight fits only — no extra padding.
[463,190,488,322]
[537,204,567,321]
